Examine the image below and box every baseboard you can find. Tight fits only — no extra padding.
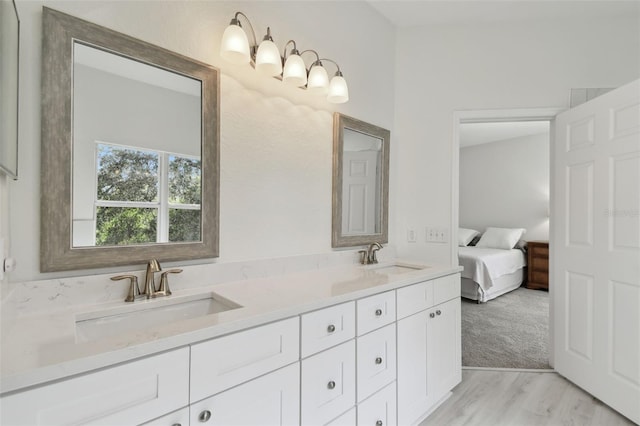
[463,366,555,373]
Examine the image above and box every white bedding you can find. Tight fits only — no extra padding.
[458,246,526,293]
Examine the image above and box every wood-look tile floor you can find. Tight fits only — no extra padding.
[420,369,636,426]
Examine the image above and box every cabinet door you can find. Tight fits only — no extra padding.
[397,310,430,426]
[301,340,356,425]
[397,299,461,426]
[427,298,461,403]
[190,363,299,426]
[357,381,397,426]
[0,348,189,426]
[357,323,396,402]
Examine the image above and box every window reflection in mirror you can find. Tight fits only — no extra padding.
[71,42,202,248]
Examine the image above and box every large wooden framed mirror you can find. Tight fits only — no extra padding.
[41,8,219,271]
[332,113,390,248]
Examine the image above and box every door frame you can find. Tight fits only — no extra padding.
[451,107,564,367]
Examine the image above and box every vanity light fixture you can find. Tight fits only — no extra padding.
[220,11,349,103]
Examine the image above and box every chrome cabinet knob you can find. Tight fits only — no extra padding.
[429,312,435,318]
[171,424,182,426]
[436,310,442,316]
[375,308,383,316]
[376,421,383,426]
[327,380,336,389]
[199,410,211,422]
[327,324,336,333]
[375,357,383,364]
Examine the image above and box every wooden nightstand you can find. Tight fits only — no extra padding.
[526,241,549,290]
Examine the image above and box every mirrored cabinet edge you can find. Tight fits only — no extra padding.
[40,7,220,272]
[332,112,390,248]
[0,0,20,179]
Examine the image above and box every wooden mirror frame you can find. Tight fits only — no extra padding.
[40,7,220,272]
[332,113,390,248]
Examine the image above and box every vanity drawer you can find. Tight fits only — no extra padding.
[0,348,189,426]
[189,363,299,426]
[357,290,396,336]
[396,280,433,319]
[357,381,397,426]
[301,301,355,358]
[301,340,356,425]
[433,273,461,306]
[357,323,396,402]
[190,317,299,402]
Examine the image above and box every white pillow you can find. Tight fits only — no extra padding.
[476,227,526,250]
[458,228,480,246]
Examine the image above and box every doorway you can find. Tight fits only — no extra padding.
[451,108,563,370]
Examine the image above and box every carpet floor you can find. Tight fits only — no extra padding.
[461,286,550,369]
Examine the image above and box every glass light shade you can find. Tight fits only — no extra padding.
[220,24,250,65]
[327,75,349,103]
[255,39,282,76]
[282,54,307,87]
[307,64,329,94]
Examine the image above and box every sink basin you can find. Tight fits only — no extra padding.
[75,293,241,343]
[365,263,428,275]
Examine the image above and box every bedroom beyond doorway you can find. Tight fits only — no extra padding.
[456,118,552,369]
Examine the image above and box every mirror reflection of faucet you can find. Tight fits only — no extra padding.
[111,259,183,302]
[359,242,383,265]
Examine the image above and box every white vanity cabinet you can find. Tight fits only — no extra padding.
[397,274,461,426]
[0,348,190,426]
[1,269,462,426]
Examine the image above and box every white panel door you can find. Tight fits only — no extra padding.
[342,150,380,235]
[554,79,640,424]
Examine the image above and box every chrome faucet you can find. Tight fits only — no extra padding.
[143,259,162,298]
[359,242,383,265]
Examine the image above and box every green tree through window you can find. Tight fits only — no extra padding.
[95,143,201,246]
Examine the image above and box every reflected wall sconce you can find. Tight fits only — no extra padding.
[220,11,349,104]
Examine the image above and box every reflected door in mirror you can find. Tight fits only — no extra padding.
[72,42,202,247]
[341,128,382,236]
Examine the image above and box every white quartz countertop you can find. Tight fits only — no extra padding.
[1,260,461,395]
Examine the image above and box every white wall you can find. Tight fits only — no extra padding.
[6,0,396,282]
[394,16,640,264]
[459,132,549,241]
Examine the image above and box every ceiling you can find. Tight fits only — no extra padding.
[368,0,640,28]
[459,121,550,148]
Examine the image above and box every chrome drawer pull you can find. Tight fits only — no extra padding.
[375,357,383,364]
[436,310,442,316]
[199,410,211,422]
[429,312,435,318]
[376,421,383,426]
[327,380,336,389]
[327,324,336,333]
[375,308,383,316]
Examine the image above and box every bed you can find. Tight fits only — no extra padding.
[458,246,526,302]
[457,227,527,303]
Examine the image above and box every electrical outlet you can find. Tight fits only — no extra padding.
[407,228,417,243]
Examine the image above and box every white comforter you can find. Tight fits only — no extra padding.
[458,246,526,291]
